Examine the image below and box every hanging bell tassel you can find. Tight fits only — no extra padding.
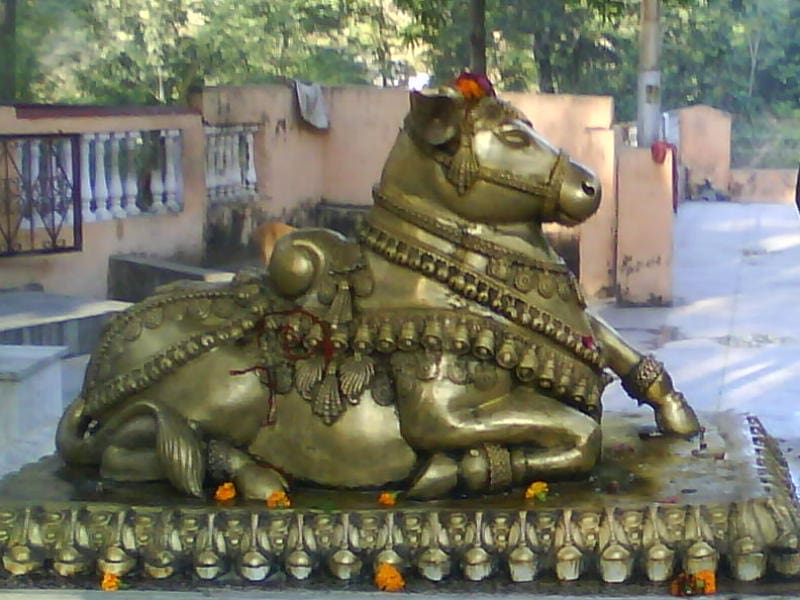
[325,281,353,325]
[295,356,325,400]
[338,353,375,403]
[447,134,479,195]
[313,363,345,425]
[516,345,539,383]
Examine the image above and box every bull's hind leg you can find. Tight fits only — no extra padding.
[207,440,287,501]
[99,415,164,482]
[405,389,600,498]
[98,418,287,500]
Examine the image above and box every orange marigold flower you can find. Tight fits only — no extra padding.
[669,571,716,596]
[374,562,405,592]
[378,491,399,506]
[100,571,120,592]
[524,481,549,501]
[455,77,484,101]
[214,481,237,502]
[454,71,495,101]
[267,490,291,508]
[695,570,716,595]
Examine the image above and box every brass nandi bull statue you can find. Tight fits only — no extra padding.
[56,76,700,501]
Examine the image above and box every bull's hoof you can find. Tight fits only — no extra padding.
[234,464,288,501]
[407,454,458,499]
[655,392,701,438]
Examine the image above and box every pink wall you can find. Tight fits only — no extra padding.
[197,85,634,299]
[616,147,674,305]
[673,105,731,192]
[729,168,796,204]
[0,107,206,298]
[322,87,408,205]
[198,86,326,217]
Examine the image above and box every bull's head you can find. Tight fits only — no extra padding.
[378,83,601,227]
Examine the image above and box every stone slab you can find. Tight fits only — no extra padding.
[0,412,798,592]
[108,255,235,302]
[0,293,129,357]
[0,346,68,382]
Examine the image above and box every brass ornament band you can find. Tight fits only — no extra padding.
[372,188,571,275]
[403,114,569,216]
[357,215,604,370]
[621,354,665,400]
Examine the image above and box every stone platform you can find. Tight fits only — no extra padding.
[0,412,798,591]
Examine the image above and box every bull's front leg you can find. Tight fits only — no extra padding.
[588,313,701,437]
[395,354,601,498]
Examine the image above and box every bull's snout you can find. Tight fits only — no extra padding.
[558,161,602,225]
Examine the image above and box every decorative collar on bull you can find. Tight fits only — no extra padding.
[376,72,602,227]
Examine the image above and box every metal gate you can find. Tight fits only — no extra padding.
[0,134,82,257]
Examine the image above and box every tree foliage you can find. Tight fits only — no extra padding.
[10,0,800,134]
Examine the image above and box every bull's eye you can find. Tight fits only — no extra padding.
[495,126,531,149]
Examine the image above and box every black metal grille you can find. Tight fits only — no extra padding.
[0,135,82,257]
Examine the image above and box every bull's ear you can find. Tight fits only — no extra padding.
[408,88,463,145]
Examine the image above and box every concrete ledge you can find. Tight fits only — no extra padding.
[108,254,235,302]
[0,345,68,382]
[0,345,67,453]
[0,293,129,357]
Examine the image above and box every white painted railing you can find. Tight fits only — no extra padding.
[204,124,258,203]
[79,129,184,222]
[8,129,185,228]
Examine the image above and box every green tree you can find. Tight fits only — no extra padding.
[1,0,15,102]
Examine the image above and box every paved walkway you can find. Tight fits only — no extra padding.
[598,201,800,447]
[3,200,800,598]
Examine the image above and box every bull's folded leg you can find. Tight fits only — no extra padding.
[101,446,164,481]
[407,392,601,498]
[208,440,287,500]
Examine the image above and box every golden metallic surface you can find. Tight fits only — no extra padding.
[55,87,699,501]
[2,413,798,585]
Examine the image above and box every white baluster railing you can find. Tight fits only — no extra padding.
[80,134,94,223]
[9,128,186,230]
[163,129,181,212]
[123,131,141,217]
[244,125,257,193]
[59,138,74,226]
[108,132,126,218]
[204,124,258,204]
[29,140,44,229]
[92,132,112,220]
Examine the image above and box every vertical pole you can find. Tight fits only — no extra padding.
[637,0,662,148]
[469,0,487,75]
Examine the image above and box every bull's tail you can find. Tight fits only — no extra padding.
[55,397,205,497]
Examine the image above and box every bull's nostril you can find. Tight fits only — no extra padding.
[581,182,596,197]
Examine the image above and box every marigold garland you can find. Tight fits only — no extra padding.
[100,572,120,592]
[378,491,399,506]
[524,481,549,501]
[214,481,237,502]
[374,562,405,592]
[454,71,496,101]
[669,570,717,596]
[267,490,292,508]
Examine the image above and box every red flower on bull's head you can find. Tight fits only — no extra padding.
[455,71,496,101]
